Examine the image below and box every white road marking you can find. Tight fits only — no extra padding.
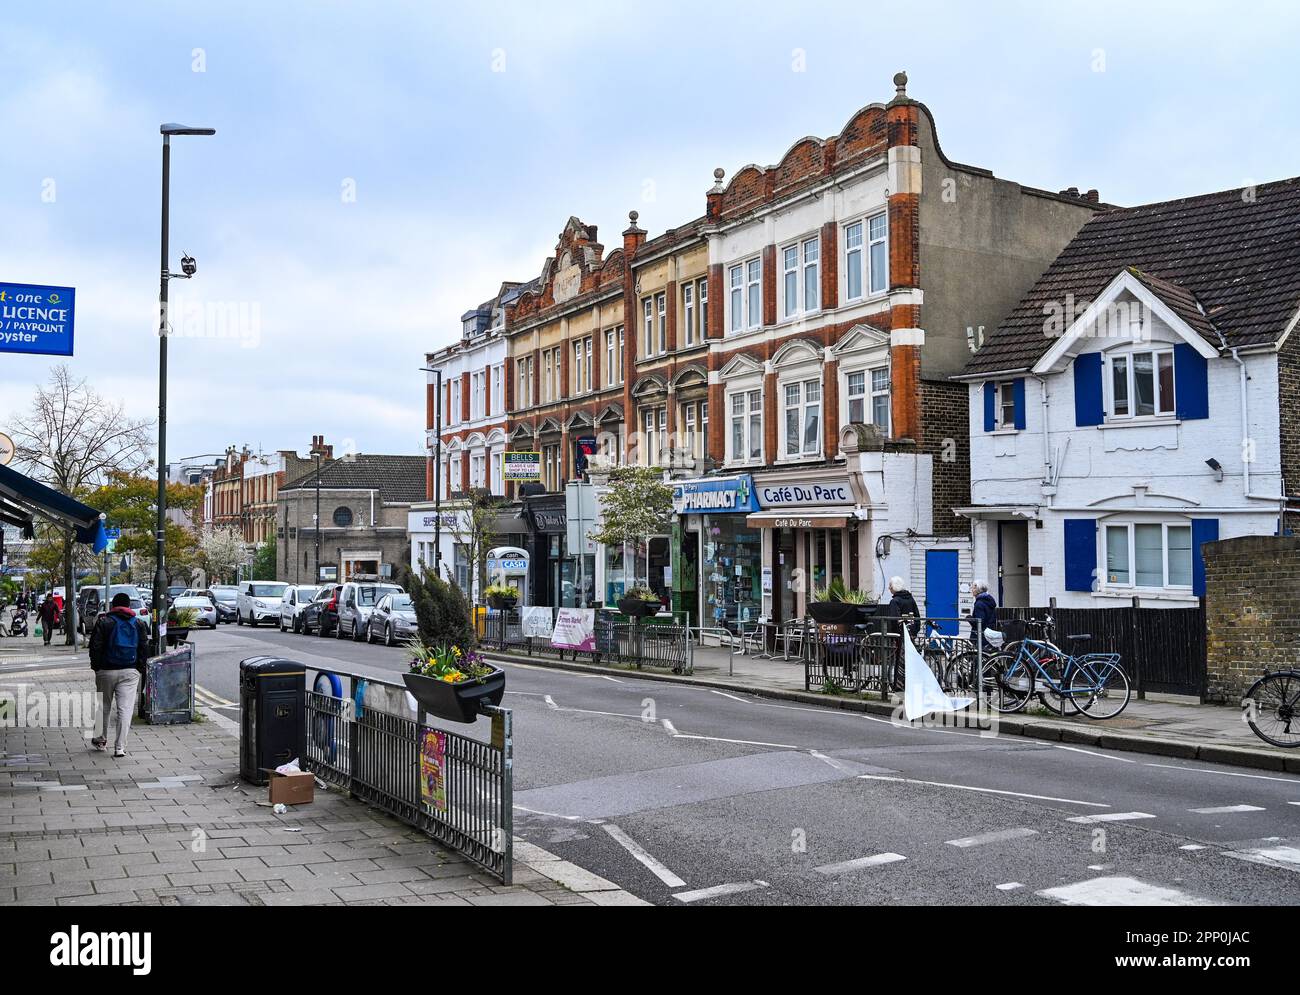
[513,804,587,822]
[601,824,686,888]
[1067,812,1155,824]
[503,690,549,696]
[1222,845,1300,871]
[660,719,678,736]
[995,882,1023,891]
[1145,763,1300,784]
[543,695,559,710]
[1038,876,1220,906]
[814,853,907,875]
[673,880,768,903]
[599,676,624,683]
[809,750,850,771]
[708,689,751,703]
[1053,744,1135,763]
[857,773,1109,808]
[672,733,800,749]
[1180,844,1207,851]
[1188,804,1265,814]
[946,827,1039,848]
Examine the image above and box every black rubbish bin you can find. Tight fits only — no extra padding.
[239,656,306,785]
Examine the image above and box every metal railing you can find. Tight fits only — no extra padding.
[477,606,693,674]
[304,665,513,884]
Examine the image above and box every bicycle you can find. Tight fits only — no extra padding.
[1243,670,1300,747]
[985,623,1131,719]
[914,620,979,694]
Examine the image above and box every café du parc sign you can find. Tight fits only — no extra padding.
[0,282,76,357]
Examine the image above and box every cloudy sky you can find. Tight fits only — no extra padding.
[3,1,1297,465]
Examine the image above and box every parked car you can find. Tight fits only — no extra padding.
[171,594,218,629]
[278,585,321,633]
[236,581,289,627]
[366,592,418,646]
[166,584,187,602]
[76,584,144,634]
[301,584,343,636]
[203,587,239,624]
[336,581,404,642]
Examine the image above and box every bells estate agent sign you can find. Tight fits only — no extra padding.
[0,282,76,357]
[503,452,541,481]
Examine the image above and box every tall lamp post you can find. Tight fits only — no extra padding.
[153,123,215,654]
[418,367,443,579]
[314,450,322,582]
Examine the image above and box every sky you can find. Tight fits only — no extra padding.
[2,0,1298,466]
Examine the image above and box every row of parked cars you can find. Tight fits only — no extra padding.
[219,579,418,646]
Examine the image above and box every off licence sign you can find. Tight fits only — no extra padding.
[0,282,76,356]
[503,452,541,480]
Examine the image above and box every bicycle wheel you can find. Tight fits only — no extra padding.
[1071,659,1131,719]
[944,651,977,694]
[986,653,1032,713]
[1244,672,1300,748]
[1035,651,1085,716]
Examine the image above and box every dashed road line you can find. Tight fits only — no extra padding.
[946,827,1039,848]
[1188,804,1265,814]
[673,880,769,903]
[1038,876,1220,907]
[814,852,907,875]
[1066,812,1155,824]
[1145,763,1300,784]
[1222,845,1300,871]
[671,733,800,749]
[1053,744,1135,763]
[601,823,686,888]
[995,882,1024,891]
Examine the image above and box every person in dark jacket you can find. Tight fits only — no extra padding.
[38,595,59,646]
[88,593,149,757]
[969,581,998,645]
[877,576,920,690]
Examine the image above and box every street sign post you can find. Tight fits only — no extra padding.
[0,282,76,356]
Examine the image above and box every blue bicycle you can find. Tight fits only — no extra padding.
[985,618,1131,719]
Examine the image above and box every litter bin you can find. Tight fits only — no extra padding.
[239,656,306,785]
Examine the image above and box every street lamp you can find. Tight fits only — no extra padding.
[153,122,215,654]
[418,367,443,579]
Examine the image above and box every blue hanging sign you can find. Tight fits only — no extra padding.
[0,282,76,356]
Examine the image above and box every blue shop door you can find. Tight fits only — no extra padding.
[924,550,960,635]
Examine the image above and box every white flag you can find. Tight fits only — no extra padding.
[903,624,974,720]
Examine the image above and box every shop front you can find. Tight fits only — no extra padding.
[524,493,595,608]
[672,474,763,635]
[745,468,868,625]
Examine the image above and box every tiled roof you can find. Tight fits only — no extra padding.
[962,176,1300,376]
[281,455,427,503]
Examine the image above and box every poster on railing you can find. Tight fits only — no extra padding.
[420,728,447,812]
[521,606,554,639]
[551,608,596,651]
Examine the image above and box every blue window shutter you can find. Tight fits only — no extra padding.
[1013,378,1027,430]
[1174,343,1209,420]
[1191,518,1219,596]
[1063,519,1097,592]
[983,382,995,432]
[1073,353,1104,426]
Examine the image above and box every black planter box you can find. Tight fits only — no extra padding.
[488,594,517,610]
[808,602,860,625]
[617,597,659,619]
[166,628,190,647]
[403,667,506,724]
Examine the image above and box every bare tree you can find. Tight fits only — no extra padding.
[9,365,153,643]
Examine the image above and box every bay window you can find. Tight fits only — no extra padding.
[1109,349,1175,418]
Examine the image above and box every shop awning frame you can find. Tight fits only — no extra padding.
[0,462,107,548]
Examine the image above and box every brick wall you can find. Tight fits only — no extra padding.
[1278,339,1300,529]
[921,377,971,537]
[1204,535,1300,703]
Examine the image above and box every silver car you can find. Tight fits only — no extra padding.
[335,582,404,642]
[172,595,218,628]
[366,593,417,646]
[278,585,322,633]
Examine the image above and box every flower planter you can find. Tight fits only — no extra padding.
[617,597,659,619]
[166,627,190,647]
[403,667,506,724]
[488,594,518,611]
[808,602,860,626]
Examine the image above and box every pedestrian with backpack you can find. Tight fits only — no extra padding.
[88,592,149,757]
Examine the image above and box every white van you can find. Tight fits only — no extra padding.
[236,581,289,627]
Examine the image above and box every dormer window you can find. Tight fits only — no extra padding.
[1108,349,1174,419]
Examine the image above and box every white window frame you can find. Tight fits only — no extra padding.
[656,292,667,354]
[1102,521,1194,592]
[642,297,655,357]
[727,257,762,334]
[997,380,1017,430]
[492,364,503,415]
[698,277,709,338]
[843,212,888,303]
[780,377,822,458]
[682,282,696,346]
[1106,348,1176,421]
[490,449,503,495]
[781,235,820,319]
[726,386,764,465]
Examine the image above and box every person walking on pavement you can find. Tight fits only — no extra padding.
[38,594,59,646]
[88,592,148,758]
[968,580,999,649]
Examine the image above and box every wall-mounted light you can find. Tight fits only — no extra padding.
[1205,457,1223,482]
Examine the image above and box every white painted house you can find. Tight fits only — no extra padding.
[957,178,1300,608]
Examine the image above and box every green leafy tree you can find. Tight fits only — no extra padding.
[402,566,475,650]
[451,488,503,598]
[251,537,277,580]
[88,471,204,586]
[589,466,674,587]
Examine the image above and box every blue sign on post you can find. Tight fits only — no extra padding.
[104,528,121,540]
[0,282,76,356]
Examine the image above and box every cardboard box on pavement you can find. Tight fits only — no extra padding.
[265,769,314,805]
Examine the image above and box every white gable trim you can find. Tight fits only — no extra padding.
[719,354,764,379]
[1033,269,1219,375]
[832,322,891,357]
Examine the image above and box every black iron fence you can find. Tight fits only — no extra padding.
[995,602,1206,699]
[304,666,513,883]
[477,606,692,674]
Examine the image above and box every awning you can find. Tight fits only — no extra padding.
[0,462,107,549]
[746,512,851,529]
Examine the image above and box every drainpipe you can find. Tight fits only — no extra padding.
[1228,345,1251,497]
[1033,374,1052,500]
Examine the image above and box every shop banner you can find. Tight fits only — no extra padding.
[673,474,760,514]
[756,478,854,508]
[551,608,596,651]
[521,606,554,639]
